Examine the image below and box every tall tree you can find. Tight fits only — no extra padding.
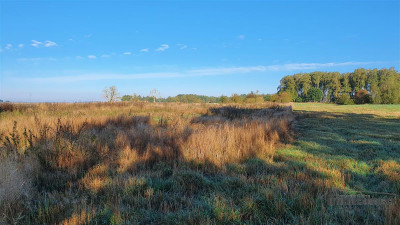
[278,75,297,100]
[103,86,120,102]
[149,88,160,103]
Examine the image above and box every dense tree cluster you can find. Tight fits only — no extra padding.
[121,93,272,103]
[278,68,400,104]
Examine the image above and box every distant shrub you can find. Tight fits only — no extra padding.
[336,94,354,105]
[354,90,372,104]
[121,95,132,101]
[305,88,323,102]
[294,96,303,102]
[0,103,15,112]
[278,92,292,103]
[218,95,231,103]
[231,94,243,103]
[264,94,272,102]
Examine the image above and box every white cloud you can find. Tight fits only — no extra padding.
[0,49,3,52]
[177,44,187,50]
[22,61,372,83]
[238,35,245,40]
[123,52,131,55]
[5,44,12,50]
[18,44,24,48]
[101,54,110,58]
[88,55,97,59]
[31,40,57,48]
[140,48,149,52]
[44,40,57,47]
[31,40,43,48]
[76,56,84,60]
[156,44,169,51]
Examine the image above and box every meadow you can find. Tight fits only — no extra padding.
[0,102,399,224]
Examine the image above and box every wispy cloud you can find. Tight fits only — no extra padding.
[31,40,57,48]
[238,34,245,40]
[84,34,92,38]
[140,48,149,52]
[5,44,12,50]
[156,44,169,51]
[101,54,110,58]
[177,44,187,50]
[88,55,97,59]
[18,44,24,48]
[44,40,57,47]
[31,40,42,48]
[22,61,373,83]
[76,56,84,60]
[123,52,131,55]
[0,49,3,53]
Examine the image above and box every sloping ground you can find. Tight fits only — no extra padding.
[0,103,399,224]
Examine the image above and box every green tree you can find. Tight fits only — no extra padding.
[305,87,323,102]
[231,94,243,103]
[278,76,298,100]
[121,95,132,101]
[218,95,231,103]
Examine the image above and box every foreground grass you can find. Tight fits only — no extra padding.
[0,102,399,224]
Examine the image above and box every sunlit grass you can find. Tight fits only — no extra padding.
[0,102,399,224]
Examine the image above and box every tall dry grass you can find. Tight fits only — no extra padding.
[0,102,295,224]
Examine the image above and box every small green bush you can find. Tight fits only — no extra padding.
[336,94,354,105]
[294,96,303,102]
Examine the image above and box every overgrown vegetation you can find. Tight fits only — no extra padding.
[0,102,398,224]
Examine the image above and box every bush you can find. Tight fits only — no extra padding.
[305,88,323,102]
[0,103,15,112]
[278,92,292,103]
[336,94,354,105]
[294,96,303,102]
[354,90,372,104]
[218,95,231,103]
[264,94,272,102]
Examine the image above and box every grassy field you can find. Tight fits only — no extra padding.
[0,102,399,224]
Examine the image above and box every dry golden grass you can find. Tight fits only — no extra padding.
[377,160,400,183]
[0,102,397,224]
[0,102,295,224]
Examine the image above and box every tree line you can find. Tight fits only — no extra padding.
[278,68,400,104]
[120,92,271,103]
[105,67,399,105]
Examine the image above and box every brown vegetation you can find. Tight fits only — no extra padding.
[0,102,295,224]
[0,102,397,224]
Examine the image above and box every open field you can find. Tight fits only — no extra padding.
[0,102,399,224]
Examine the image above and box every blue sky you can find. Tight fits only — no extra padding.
[0,0,399,102]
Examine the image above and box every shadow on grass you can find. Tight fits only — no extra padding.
[293,110,400,161]
[291,110,400,194]
[8,106,398,224]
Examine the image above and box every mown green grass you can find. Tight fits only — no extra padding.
[281,103,400,194]
[294,103,400,118]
